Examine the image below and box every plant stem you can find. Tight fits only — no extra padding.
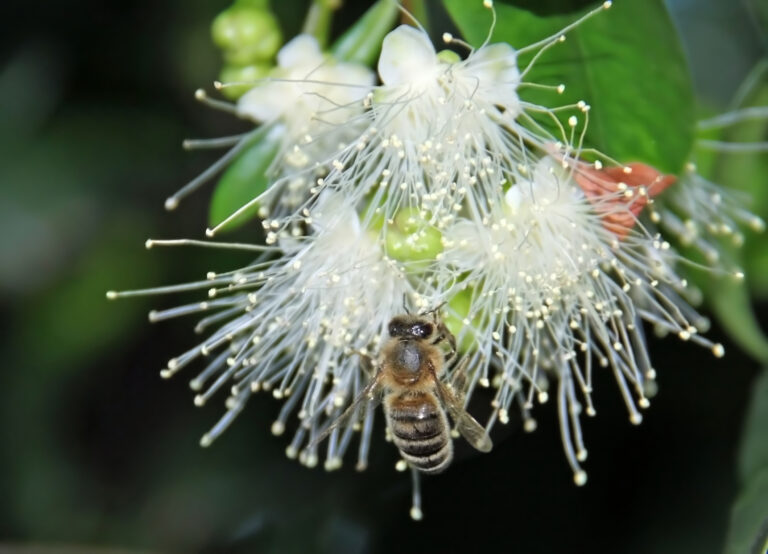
[402,0,428,29]
[302,0,341,48]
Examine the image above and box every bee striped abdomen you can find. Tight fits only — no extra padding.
[388,392,453,474]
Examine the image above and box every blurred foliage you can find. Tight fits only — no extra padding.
[0,0,766,552]
[444,0,695,173]
[715,62,768,298]
[725,369,768,554]
[208,126,280,231]
[330,0,399,65]
[688,61,768,363]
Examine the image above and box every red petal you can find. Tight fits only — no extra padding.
[573,161,676,240]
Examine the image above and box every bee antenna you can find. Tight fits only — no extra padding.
[419,301,447,319]
[402,293,411,315]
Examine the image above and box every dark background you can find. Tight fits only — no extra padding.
[0,0,765,552]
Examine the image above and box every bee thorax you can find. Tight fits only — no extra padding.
[394,340,423,374]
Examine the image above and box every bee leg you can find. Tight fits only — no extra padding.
[409,466,423,521]
[449,357,470,402]
[432,321,457,366]
[351,349,377,376]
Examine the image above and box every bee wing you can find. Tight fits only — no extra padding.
[435,362,492,453]
[307,371,384,451]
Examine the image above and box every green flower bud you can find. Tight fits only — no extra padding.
[218,63,271,100]
[436,49,461,64]
[212,7,282,62]
[445,286,483,353]
[234,0,270,8]
[383,207,443,263]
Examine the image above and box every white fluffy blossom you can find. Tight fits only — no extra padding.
[113,1,764,496]
[237,35,373,128]
[437,157,727,484]
[166,34,374,217]
[207,22,592,237]
[297,24,584,230]
[112,194,414,470]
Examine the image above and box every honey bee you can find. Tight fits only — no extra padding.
[311,309,492,520]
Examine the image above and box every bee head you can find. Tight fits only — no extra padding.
[388,315,435,341]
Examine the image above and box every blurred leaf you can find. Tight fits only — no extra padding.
[738,371,768,484]
[706,275,768,362]
[209,127,282,233]
[674,231,768,363]
[0,546,155,554]
[725,370,768,554]
[680,62,768,361]
[725,470,768,554]
[710,63,768,298]
[0,108,180,293]
[0,42,65,150]
[498,0,601,15]
[443,0,695,173]
[13,213,161,370]
[330,0,399,66]
[747,0,767,51]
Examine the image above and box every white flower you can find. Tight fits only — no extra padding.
[166,35,374,217]
[436,157,725,484]
[237,34,374,131]
[112,194,415,470]
[375,25,522,140]
[277,24,587,234]
[236,35,375,216]
[129,1,763,497]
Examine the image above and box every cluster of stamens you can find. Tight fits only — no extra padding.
[107,0,763,490]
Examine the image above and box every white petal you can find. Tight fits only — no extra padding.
[278,34,324,69]
[378,25,437,86]
[462,42,520,107]
[317,63,375,103]
[237,80,290,122]
[336,63,376,89]
[505,184,524,210]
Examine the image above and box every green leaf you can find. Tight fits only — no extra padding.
[737,370,768,484]
[707,274,768,362]
[709,65,768,299]
[209,127,282,233]
[672,230,768,362]
[443,0,696,173]
[675,229,768,364]
[682,62,768,361]
[330,0,399,66]
[497,0,604,16]
[725,469,768,554]
[302,0,335,48]
[14,213,161,370]
[725,370,768,554]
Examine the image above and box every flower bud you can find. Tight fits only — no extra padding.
[383,207,442,263]
[445,287,481,353]
[436,49,460,64]
[218,63,271,100]
[212,7,282,63]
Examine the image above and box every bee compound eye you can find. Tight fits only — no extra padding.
[412,323,433,338]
